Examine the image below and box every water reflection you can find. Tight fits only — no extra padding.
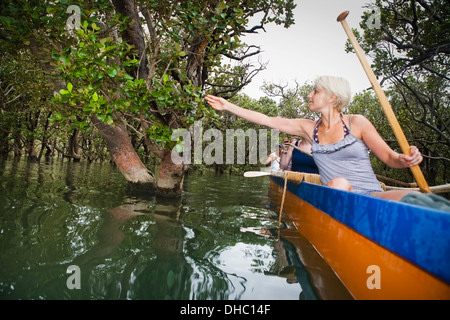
[0,159,350,300]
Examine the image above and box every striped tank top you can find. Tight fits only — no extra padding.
[311,114,382,195]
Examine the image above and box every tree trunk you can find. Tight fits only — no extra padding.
[157,149,189,195]
[92,116,156,189]
[24,139,38,162]
[67,129,81,162]
[111,0,149,80]
[0,127,11,156]
[38,112,53,161]
[186,35,209,88]
[427,149,438,186]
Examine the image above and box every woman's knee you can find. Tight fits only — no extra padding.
[327,178,354,192]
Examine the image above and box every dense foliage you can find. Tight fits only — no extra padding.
[354,0,449,185]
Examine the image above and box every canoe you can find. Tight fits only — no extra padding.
[268,171,450,300]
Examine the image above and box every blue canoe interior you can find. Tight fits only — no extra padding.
[270,174,450,299]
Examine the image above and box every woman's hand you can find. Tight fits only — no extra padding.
[205,95,229,111]
[398,146,423,168]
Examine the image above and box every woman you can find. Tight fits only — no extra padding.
[205,76,423,200]
[265,143,282,171]
[280,136,319,174]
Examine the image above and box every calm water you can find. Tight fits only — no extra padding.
[0,159,350,300]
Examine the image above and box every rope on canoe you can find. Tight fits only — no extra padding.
[278,171,311,230]
[277,174,289,230]
[272,170,322,185]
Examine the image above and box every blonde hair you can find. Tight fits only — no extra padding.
[314,76,351,112]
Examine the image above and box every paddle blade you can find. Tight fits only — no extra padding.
[243,171,272,178]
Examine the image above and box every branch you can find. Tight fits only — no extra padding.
[139,109,165,159]
[244,25,266,34]
[205,59,267,98]
[222,45,261,61]
[416,0,443,22]
[391,75,450,146]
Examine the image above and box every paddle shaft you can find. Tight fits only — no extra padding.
[337,11,431,193]
[287,143,312,157]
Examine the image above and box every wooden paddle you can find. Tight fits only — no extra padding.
[337,11,431,193]
[287,143,312,157]
[244,170,322,184]
[244,171,272,178]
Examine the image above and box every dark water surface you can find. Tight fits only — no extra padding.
[0,159,350,300]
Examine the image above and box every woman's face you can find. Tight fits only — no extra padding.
[307,87,333,111]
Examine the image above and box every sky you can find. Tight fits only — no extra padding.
[240,0,375,99]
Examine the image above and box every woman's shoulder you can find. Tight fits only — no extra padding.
[346,113,368,120]
[289,118,316,140]
[346,114,371,126]
[346,114,377,139]
[294,118,316,127]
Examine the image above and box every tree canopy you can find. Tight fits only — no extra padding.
[0,0,296,192]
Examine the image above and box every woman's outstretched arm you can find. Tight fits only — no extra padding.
[205,95,314,140]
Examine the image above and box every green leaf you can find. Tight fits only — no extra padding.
[59,55,70,66]
[107,67,118,77]
[105,116,114,125]
[100,37,114,44]
[92,92,98,102]
[218,1,227,10]
[46,7,56,14]
[67,82,73,92]
[49,112,62,122]
[175,143,184,153]
[83,105,93,112]
[77,48,89,58]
